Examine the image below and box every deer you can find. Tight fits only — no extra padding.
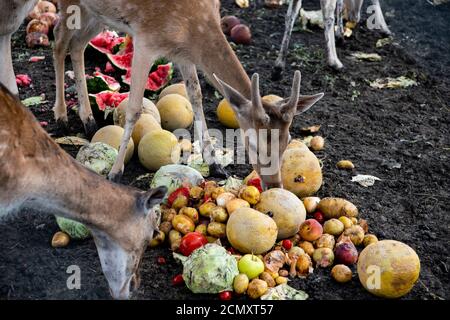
[0,0,38,95]
[272,0,392,79]
[0,83,168,299]
[52,0,324,189]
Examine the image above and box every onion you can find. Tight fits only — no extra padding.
[334,236,358,265]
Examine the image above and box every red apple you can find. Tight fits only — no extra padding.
[230,24,252,45]
[299,219,323,242]
[221,15,241,35]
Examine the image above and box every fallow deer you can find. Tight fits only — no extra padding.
[52,0,324,188]
[0,83,167,299]
[0,0,38,95]
[273,0,391,79]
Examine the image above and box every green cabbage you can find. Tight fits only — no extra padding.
[150,165,204,201]
[175,244,239,294]
[56,216,91,240]
[76,142,118,176]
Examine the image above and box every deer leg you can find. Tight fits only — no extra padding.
[0,34,18,95]
[369,0,391,35]
[179,64,229,178]
[321,0,343,70]
[335,0,345,41]
[53,21,74,132]
[272,0,303,81]
[109,42,155,182]
[69,26,103,138]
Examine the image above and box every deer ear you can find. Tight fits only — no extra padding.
[296,93,325,115]
[139,186,167,213]
[213,74,249,111]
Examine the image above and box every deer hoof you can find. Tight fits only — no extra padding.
[83,116,98,139]
[271,65,284,81]
[55,118,70,135]
[209,163,230,179]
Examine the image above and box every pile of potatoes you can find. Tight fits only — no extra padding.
[26,0,59,48]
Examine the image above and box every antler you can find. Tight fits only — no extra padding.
[281,70,301,122]
[251,73,271,124]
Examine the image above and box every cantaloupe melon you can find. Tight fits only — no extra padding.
[113,97,161,127]
[138,129,181,171]
[156,94,194,131]
[91,125,134,164]
[159,83,189,100]
[132,114,161,146]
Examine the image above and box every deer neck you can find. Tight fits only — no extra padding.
[201,35,252,99]
[33,157,138,232]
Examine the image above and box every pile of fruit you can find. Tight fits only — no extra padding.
[26,0,58,48]
[151,167,420,300]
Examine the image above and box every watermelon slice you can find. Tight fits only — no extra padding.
[89,91,129,120]
[89,30,125,55]
[86,71,121,93]
[122,63,173,92]
[107,52,133,71]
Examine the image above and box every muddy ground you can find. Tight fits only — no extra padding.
[0,0,449,300]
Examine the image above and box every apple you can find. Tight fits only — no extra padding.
[230,24,252,45]
[221,15,241,35]
[299,219,323,241]
[238,254,265,279]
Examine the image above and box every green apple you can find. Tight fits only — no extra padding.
[238,254,265,279]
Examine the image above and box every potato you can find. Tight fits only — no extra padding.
[179,207,199,224]
[226,198,250,214]
[172,195,188,211]
[207,222,227,238]
[194,224,207,236]
[162,208,176,222]
[247,279,268,299]
[169,230,182,251]
[281,141,323,197]
[275,276,288,285]
[337,160,355,170]
[323,218,345,236]
[233,274,249,294]
[189,186,204,200]
[210,206,228,223]
[303,197,320,214]
[52,231,70,248]
[172,214,195,234]
[310,136,325,151]
[199,202,216,217]
[149,230,165,248]
[317,198,359,219]
[159,221,172,236]
[259,272,276,287]
[358,240,420,298]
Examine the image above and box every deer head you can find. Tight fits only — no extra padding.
[214,71,323,189]
[89,186,167,300]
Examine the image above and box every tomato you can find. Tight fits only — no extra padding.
[247,178,263,193]
[179,232,208,256]
[313,211,325,224]
[219,291,232,301]
[172,274,185,286]
[157,257,166,265]
[282,239,293,250]
[167,187,190,207]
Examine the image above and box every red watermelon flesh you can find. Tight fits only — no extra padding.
[108,52,133,70]
[89,31,125,55]
[122,63,173,92]
[90,91,129,111]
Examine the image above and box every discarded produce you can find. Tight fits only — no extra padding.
[51,232,70,248]
[238,254,265,279]
[247,279,268,299]
[55,216,90,240]
[299,219,323,242]
[358,240,420,298]
[227,208,278,254]
[76,142,118,176]
[255,188,306,239]
[217,98,240,128]
[138,130,181,171]
[334,236,359,265]
[323,219,345,236]
[233,274,249,294]
[313,248,335,268]
[156,94,194,131]
[91,125,134,164]
[318,198,359,219]
[331,265,353,283]
[337,160,355,170]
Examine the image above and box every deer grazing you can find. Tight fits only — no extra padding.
[273,0,391,78]
[52,0,324,188]
[0,83,167,299]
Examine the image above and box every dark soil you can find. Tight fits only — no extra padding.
[1,0,449,300]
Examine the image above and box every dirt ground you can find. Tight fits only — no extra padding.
[0,0,449,300]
